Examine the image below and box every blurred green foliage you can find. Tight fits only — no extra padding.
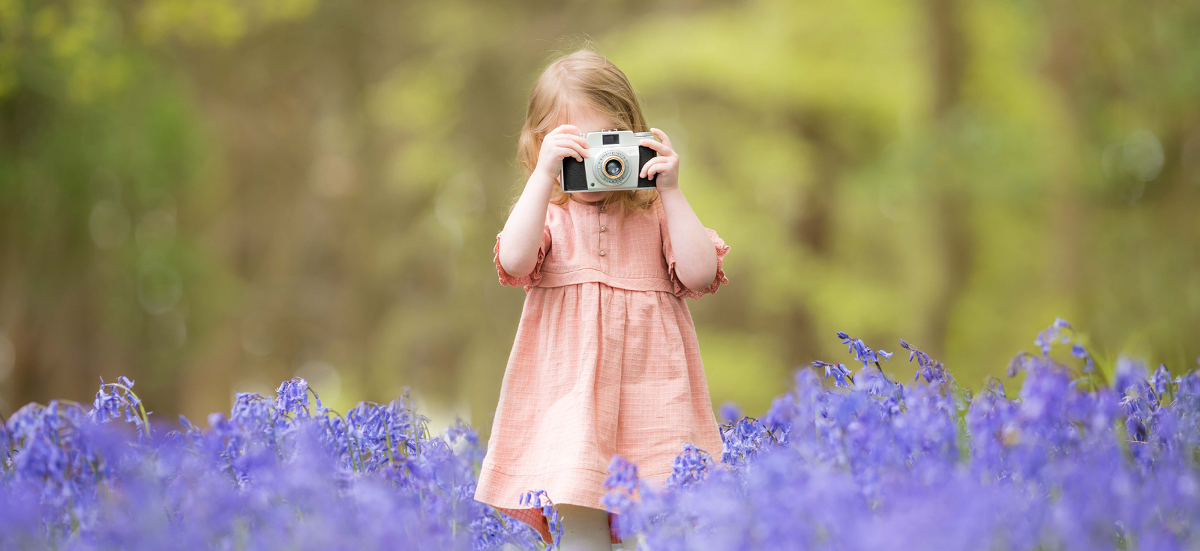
[0,0,1197,439]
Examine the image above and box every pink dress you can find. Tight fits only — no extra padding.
[473,195,730,545]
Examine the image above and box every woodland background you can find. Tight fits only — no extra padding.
[1,0,1197,438]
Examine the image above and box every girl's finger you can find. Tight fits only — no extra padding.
[650,128,674,149]
[639,138,674,157]
[542,136,586,158]
[542,125,582,146]
[638,156,657,177]
[639,157,666,178]
[558,133,588,148]
[555,147,582,163]
[554,138,588,158]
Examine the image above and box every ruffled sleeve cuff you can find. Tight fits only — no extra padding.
[494,224,552,292]
[665,227,730,300]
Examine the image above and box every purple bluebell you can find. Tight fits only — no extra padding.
[718,402,742,424]
[813,360,852,388]
[4,319,1200,550]
[836,330,892,370]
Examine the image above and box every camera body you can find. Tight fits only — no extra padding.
[561,130,658,193]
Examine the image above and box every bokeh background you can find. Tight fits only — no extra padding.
[1,0,1198,439]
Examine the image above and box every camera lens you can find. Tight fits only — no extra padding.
[604,158,623,177]
[593,152,629,185]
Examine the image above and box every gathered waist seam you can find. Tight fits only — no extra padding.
[535,268,675,293]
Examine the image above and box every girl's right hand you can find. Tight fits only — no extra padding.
[533,124,588,180]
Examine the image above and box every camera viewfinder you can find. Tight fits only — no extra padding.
[602,134,619,145]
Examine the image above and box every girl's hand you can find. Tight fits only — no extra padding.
[639,128,680,190]
[533,124,588,181]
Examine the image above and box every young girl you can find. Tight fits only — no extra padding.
[473,49,730,551]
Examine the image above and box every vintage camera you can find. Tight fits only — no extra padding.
[561,130,658,192]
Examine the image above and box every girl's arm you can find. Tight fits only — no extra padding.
[497,171,555,278]
[659,187,718,291]
[640,128,718,292]
[498,124,587,278]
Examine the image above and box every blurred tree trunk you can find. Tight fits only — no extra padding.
[923,0,972,359]
[0,92,118,411]
[786,111,843,370]
[673,86,832,374]
[1043,0,1084,302]
[791,112,842,257]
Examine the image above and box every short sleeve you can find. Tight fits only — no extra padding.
[494,223,553,292]
[662,222,730,300]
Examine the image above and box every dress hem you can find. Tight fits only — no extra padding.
[474,464,671,510]
[474,465,672,546]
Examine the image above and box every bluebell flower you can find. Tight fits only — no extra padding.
[899,338,951,386]
[720,416,774,468]
[719,401,742,424]
[814,360,853,388]
[836,331,891,370]
[274,377,311,417]
[1034,317,1075,356]
[1070,344,1095,373]
[88,375,150,437]
[666,443,714,490]
[1115,356,1149,394]
[1005,351,1034,377]
[519,489,562,547]
[4,319,1199,551]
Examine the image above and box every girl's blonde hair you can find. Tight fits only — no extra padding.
[515,48,659,215]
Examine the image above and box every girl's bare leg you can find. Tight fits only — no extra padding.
[556,504,613,551]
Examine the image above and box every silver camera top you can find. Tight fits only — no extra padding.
[578,129,656,146]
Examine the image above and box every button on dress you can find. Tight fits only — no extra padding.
[473,196,730,545]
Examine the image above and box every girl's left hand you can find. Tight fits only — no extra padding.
[639,128,680,190]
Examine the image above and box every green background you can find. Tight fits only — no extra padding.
[1,0,1197,439]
